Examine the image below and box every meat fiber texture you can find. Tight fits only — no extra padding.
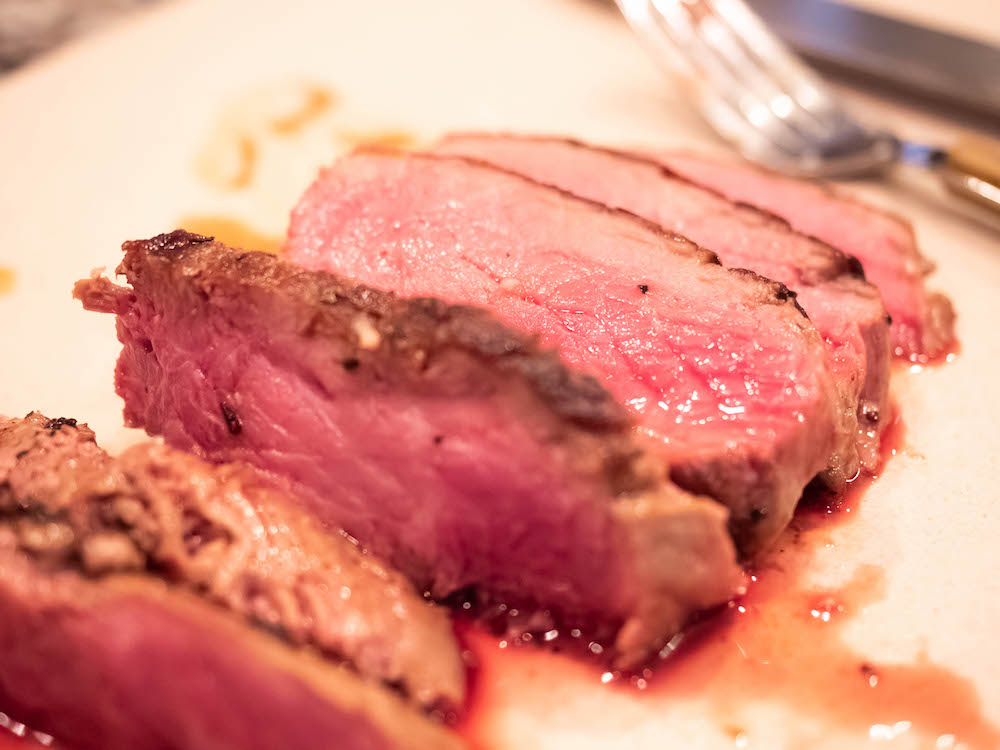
[0,412,466,750]
[434,133,892,477]
[284,151,849,552]
[659,151,956,360]
[75,231,744,670]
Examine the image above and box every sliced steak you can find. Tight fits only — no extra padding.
[659,151,956,360]
[0,563,463,750]
[75,232,744,669]
[283,151,850,550]
[0,413,465,750]
[435,133,892,476]
[435,134,892,475]
[0,412,464,713]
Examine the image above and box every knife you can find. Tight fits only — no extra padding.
[745,0,1000,123]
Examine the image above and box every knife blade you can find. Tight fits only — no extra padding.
[744,0,1000,122]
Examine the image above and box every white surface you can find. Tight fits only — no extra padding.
[0,1,998,748]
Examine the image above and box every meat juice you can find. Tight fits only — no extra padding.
[0,268,14,296]
[460,409,999,749]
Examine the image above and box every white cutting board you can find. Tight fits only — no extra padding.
[1,1,998,748]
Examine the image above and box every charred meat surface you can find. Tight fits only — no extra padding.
[658,151,955,360]
[0,412,465,714]
[434,133,892,476]
[283,151,848,551]
[75,233,744,669]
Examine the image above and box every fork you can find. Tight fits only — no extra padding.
[615,0,1000,217]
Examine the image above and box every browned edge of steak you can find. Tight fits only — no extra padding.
[360,147,851,549]
[288,148,853,553]
[92,229,666,474]
[435,132,893,479]
[665,148,956,359]
[75,230,745,670]
[375,144,819,325]
[0,411,467,716]
[442,132,871,286]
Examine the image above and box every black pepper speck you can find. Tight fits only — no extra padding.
[220,403,242,436]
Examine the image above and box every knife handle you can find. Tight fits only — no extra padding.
[941,134,1000,216]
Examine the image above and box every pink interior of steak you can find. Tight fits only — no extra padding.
[75,237,744,663]
[792,283,891,470]
[0,412,466,712]
[284,151,843,548]
[116,319,637,621]
[660,151,955,359]
[0,550,460,750]
[434,134,892,477]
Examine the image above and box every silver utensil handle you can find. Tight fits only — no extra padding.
[941,135,1000,217]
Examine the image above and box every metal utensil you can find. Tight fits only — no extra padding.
[746,0,1000,123]
[615,0,1000,216]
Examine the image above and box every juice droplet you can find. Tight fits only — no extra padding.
[458,414,999,748]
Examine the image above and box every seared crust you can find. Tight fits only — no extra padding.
[661,147,956,358]
[402,150,817,317]
[125,229,632,433]
[81,230,682,503]
[75,232,746,668]
[725,266,810,319]
[443,134,871,289]
[758,162,956,355]
[412,152,726,267]
[432,133,898,490]
[0,410,466,713]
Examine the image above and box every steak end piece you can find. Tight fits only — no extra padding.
[284,150,849,552]
[433,133,893,478]
[75,233,745,670]
[0,550,464,750]
[658,150,956,360]
[0,412,467,721]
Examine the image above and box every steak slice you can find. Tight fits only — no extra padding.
[75,231,744,669]
[434,133,892,476]
[658,151,956,360]
[283,151,849,550]
[0,413,464,750]
[0,412,465,711]
[0,563,464,750]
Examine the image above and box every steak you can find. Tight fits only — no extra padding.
[659,150,956,360]
[0,412,465,750]
[434,133,892,475]
[284,151,850,550]
[75,231,744,669]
